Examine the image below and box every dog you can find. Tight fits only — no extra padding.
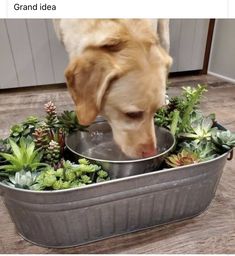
[54,19,172,158]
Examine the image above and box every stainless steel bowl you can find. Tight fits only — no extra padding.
[66,121,175,179]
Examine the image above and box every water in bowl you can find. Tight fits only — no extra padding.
[82,130,130,161]
[80,129,165,161]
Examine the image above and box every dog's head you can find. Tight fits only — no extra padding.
[65,22,172,158]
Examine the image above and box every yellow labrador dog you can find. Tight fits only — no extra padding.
[54,19,172,159]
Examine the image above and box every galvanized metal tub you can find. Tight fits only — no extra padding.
[0,150,232,248]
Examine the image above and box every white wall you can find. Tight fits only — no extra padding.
[209,19,235,82]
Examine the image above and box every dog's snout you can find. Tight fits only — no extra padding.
[142,149,156,158]
[139,144,157,158]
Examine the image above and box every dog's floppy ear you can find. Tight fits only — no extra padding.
[99,37,127,52]
[65,51,120,126]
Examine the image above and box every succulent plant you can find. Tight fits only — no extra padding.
[36,167,57,188]
[167,96,183,112]
[45,140,61,165]
[165,149,200,167]
[7,170,39,190]
[44,101,59,128]
[33,121,65,164]
[180,140,217,161]
[212,130,235,152]
[22,116,40,129]
[179,116,215,143]
[10,124,24,139]
[33,159,109,190]
[58,110,88,133]
[155,84,208,136]
[0,138,47,173]
[9,116,40,142]
[96,170,109,182]
[48,128,65,154]
[33,125,50,150]
[154,107,170,128]
[0,139,11,164]
[80,175,92,184]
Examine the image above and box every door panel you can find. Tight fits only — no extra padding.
[170,19,209,72]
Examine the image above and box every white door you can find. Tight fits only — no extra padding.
[170,19,209,72]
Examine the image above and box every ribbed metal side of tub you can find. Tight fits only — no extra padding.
[0,152,228,248]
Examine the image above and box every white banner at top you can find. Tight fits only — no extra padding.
[0,0,233,18]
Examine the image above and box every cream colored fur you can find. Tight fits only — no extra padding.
[54,19,172,158]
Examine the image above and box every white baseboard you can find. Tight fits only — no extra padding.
[208,71,235,84]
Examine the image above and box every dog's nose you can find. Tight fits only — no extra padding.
[142,147,157,158]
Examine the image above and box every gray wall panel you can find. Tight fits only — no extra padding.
[26,19,55,85]
[46,20,68,84]
[0,20,18,88]
[5,19,36,87]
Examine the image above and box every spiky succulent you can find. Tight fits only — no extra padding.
[212,130,235,152]
[58,110,87,133]
[166,149,200,167]
[0,138,47,173]
[155,84,208,136]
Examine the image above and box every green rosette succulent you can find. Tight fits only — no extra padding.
[180,139,218,161]
[212,130,235,152]
[10,116,40,142]
[179,116,216,143]
[6,170,39,190]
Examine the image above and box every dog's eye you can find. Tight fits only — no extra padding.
[125,111,144,119]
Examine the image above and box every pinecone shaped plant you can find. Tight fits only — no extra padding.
[48,128,65,155]
[33,125,50,151]
[45,140,61,165]
[44,101,59,128]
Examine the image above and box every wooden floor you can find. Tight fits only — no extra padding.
[0,75,235,253]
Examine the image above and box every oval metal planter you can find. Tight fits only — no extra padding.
[0,149,232,248]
